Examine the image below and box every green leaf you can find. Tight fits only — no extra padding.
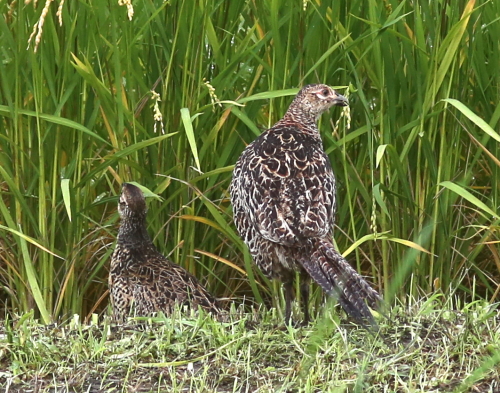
[427,0,476,107]
[0,224,63,324]
[342,232,431,257]
[237,88,299,104]
[204,16,222,68]
[373,183,390,217]
[376,144,388,168]
[61,179,72,222]
[18,234,51,324]
[230,107,261,136]
[302,36,350,80]
[381,0,412,29]
[439,181,499,220]
[180,108,201,171]
[77,133,177,186]
[0,225,63,259]
[443,98,500,143]
[0,105,110,146]
[127,181,164,201]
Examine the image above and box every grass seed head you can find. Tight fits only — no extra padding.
[151,90,165,134]
[203,79,222,110]
[27,0,53,52]
[118,0,134,21]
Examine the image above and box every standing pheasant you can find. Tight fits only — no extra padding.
[230,84,381,326]
[109,183,220,322]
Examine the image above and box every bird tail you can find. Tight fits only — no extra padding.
[298,238,382,327]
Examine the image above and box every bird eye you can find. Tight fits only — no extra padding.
[322,89,330,96]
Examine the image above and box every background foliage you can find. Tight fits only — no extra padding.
[0,0,499,323]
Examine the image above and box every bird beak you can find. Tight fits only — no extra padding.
[332,92,349,107]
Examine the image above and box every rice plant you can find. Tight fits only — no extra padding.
[0,0,498,324]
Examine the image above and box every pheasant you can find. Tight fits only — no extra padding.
[230,84,382,327]
[109,183,220,322]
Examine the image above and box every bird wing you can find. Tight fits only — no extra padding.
[126,250,220,315]
[236,128,336,246]
[109,250,135,321]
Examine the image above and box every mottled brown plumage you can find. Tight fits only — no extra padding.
[109,183,220,322]
[230,84,381,327]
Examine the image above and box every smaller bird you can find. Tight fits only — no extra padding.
[109,183,220,322]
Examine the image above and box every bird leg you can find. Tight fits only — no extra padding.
[299,279,310,325]
[283,280,294,326]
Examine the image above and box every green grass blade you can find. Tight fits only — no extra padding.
[0,105,110,145]
[180,108,201,171]
[444,98,500,144]
[11,226,53,324]
[0,225,63,260]
[61,179,72,222]
[439,181,499,220]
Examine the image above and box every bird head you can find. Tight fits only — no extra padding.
[118,183,147,219]
[289,84,349,122]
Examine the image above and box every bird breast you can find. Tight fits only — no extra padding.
[236,128,336,244]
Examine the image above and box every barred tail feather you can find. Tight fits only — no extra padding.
[298,238,382,327]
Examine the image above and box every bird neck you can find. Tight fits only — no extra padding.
[279,110,320,134]
[117,216,153,246]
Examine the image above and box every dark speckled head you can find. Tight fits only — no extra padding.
[287,84,348,123]
[118,183,147,218]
